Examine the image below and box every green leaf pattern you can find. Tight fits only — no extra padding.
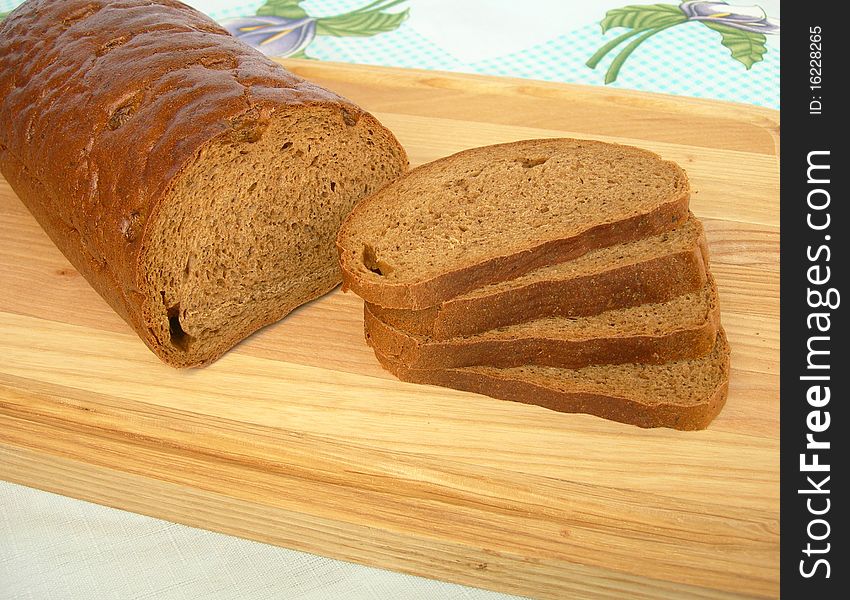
[316,8,409,37]
[703,22,767,70]
[228,0,409,58]
[588,1,777,83]
[0,0,772,77]
[600,4,686,33]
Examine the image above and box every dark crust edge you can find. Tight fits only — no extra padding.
[363,275,721,370]
[370,216,710,339]
[337,138,691,309]
[369,328,731,431]
[0,0,407,367]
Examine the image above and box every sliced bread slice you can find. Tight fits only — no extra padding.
[365,276,720,369]
[371,328,730,430]
[337,138,690,309]
[368,213,708,339]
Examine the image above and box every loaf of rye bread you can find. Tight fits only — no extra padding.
[369,213,708,339]
[337,138,690,310]
[0,0,407,366]
[370,328,731,430]
[364,276,720,369]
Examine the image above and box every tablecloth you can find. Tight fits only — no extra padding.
[0,0,780,108]
[0,1,780,598]
[1,481,523,599]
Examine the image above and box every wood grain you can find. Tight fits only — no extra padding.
[0,60,779,599]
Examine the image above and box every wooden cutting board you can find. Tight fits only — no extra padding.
[0,60,779,599]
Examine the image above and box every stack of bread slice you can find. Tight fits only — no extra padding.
[337,139,729,430]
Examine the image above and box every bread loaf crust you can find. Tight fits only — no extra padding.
[0,0,405,365]
[369,228,710,339]
[370,331,730,430]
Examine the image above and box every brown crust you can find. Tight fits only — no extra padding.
[371,329,730,431]
[337,138,691,310]
[0,0,405,367]
[364,276,721,369]
[370,219,710,339]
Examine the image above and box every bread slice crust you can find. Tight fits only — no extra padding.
[338,138,690,309]
[369,213,709,338]
[365,276,721,370]
[371,329,731,430]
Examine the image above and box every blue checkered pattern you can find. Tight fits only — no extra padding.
[0,0,779,109]
[475,23,779,108]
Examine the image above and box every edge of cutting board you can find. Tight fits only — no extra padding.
[278,59,780,157]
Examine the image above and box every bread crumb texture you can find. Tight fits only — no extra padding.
[340,138,688,286]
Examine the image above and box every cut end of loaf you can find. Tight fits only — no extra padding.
[139,105,406,367]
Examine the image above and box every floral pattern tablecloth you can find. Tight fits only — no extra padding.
[1,0,780,109]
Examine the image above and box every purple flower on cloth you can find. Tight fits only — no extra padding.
[680,1,780,34]
[222,16,317,57]
[587,1,779,82]
[220,1,409,58]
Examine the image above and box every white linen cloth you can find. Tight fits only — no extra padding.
[1,481,523,600]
